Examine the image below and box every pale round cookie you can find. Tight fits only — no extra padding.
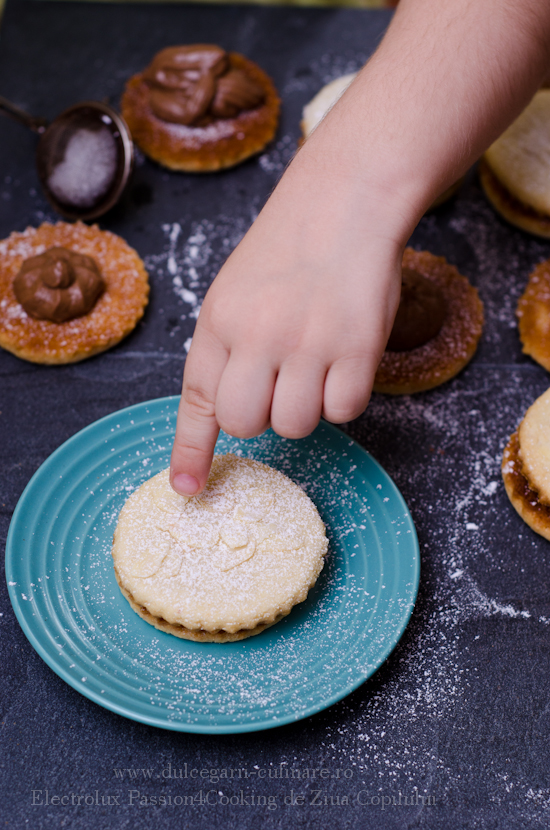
[517,387,550,506]
[517,258,550,372]
[481,89,550,238]
[300,72,357,139]
[112,454,328,642]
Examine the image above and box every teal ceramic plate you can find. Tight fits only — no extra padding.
[6,396,419,733]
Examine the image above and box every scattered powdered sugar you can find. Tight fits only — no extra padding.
[47,126,117,208]
[259,135,296,176]
[0,297,27,320]
[333,364,550,808]
[144,217,251,323]
[0,234,46,260]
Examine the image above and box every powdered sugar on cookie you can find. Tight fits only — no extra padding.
[112,454,328,640]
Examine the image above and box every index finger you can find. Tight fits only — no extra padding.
[170,328,228,495]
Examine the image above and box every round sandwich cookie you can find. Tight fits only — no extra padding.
[121,44,280,172]
[517,257,550,372]
[0,221,149,364]
[300,72,357,141]
[502,387,550,541]
[112,454,328,642]
[480,89,550,238]
[373,248,484,395]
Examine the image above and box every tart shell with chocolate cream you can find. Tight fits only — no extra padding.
[0,222,149,364]
[121,46,280,172]
[502,388,550,541]
[373,248,484,395]
[112,455,328,643]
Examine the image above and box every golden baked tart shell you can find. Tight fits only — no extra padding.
[502,430,550,542]
[0,221,149,364]
[517,257,550,372]
[373,248,484,395]
[121,53,280,172]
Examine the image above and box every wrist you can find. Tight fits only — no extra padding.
[271,127,421,258]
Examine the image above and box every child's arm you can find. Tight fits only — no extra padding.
[170,0,550,496]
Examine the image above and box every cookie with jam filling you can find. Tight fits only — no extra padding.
[0,221,149,364]
[121,44,280,172]
[480,89,550,238]
[373,248,484,395]
[112,455,328,642]
[502,388,550,541]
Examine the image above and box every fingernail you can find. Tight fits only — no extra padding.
[172,473,200,496]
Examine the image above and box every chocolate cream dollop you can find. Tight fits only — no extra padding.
[143,45,265,125]
[386,267,447,352]
[13,246,105,323]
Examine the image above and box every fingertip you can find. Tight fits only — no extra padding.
[170,380,221,495]
[170,445,213,495]
[323,357,375,424]
[171,473,200,496]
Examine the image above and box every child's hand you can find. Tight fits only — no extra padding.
[170,0,550,495]
[169,115,414,495]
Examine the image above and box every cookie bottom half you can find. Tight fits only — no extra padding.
[115,569,288,642]
[502,431,550,541]
[479,158,550,239]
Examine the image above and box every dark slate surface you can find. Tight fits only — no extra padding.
[2,2,550,828]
